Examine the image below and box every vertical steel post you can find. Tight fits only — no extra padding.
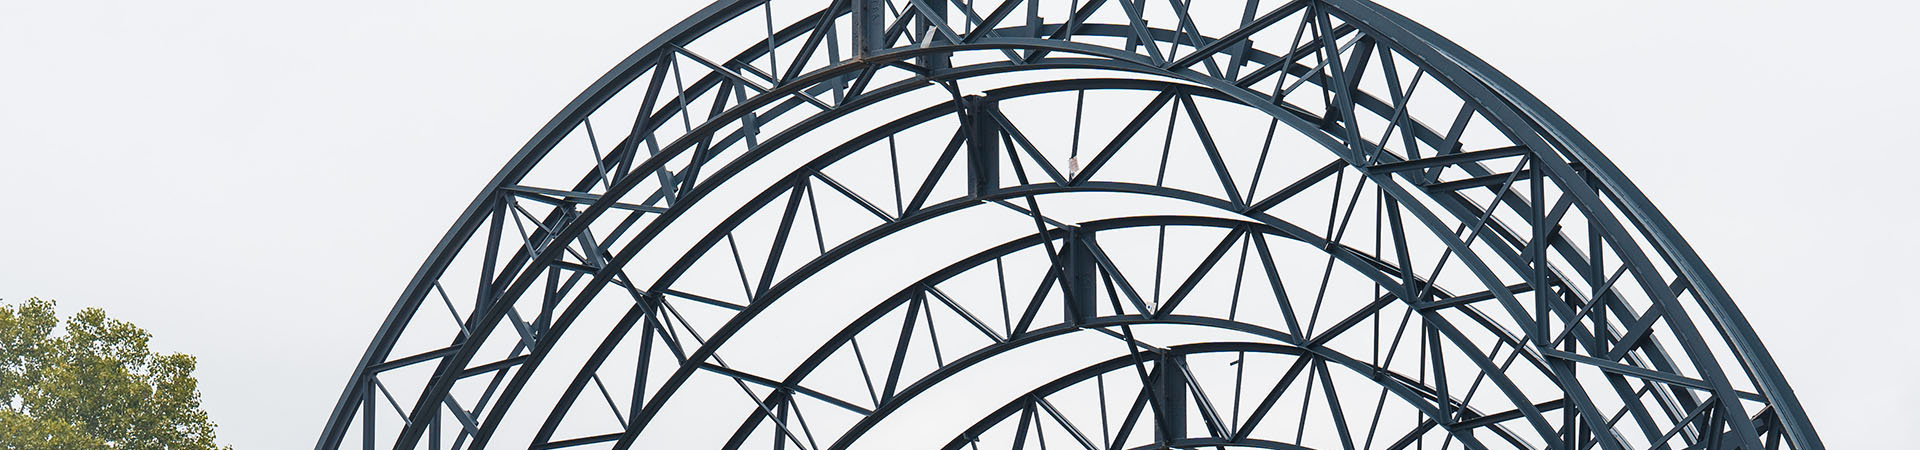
[852,0,887,59]
[918,0,951,70]
[963,95,999,198]
[1156,354,1188,443]
[1064,228,1097,325]
[362,383,376,449]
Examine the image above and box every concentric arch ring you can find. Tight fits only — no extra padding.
[320,1,1820,449]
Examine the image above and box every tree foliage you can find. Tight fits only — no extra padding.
[0,297,228,450]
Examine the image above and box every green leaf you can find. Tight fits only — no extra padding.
[0,298,229,450]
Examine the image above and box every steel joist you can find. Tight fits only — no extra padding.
[319,1,1821,449]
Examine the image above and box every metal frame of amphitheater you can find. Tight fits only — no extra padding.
[318,1,1822,449]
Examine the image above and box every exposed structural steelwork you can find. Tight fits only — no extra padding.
[319,1,1821,449]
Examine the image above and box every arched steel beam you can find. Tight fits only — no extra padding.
[560,55,1619,446]
[1335,2,1818,446]
[336,28,1445,448]
[935,342,1518,450]
[1305,2,1767,445]
[446,53,1667,449]
[806,318,1511,450]
[937,342,1318,450]
[701,215,1538,450]
[321,2,1817,448]
[602,177,1568,449]
[458,73,1392,447]
[450,43,1538,450]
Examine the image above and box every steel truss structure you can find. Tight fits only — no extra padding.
[318,1,1821,449]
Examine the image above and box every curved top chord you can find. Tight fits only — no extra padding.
[320,1,1820,449]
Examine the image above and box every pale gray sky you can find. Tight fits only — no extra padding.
[1,1,1912,448]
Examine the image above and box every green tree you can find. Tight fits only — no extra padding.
[0,297,228,450]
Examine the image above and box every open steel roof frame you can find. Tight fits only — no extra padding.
[318,1,1822,449]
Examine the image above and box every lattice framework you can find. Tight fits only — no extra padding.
[318,1,1823,449]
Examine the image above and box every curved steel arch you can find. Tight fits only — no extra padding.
[320,1,1821,449]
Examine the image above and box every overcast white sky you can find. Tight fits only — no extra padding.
[1,1,1913,448]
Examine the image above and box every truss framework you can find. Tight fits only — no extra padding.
[317,1,1821,449]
